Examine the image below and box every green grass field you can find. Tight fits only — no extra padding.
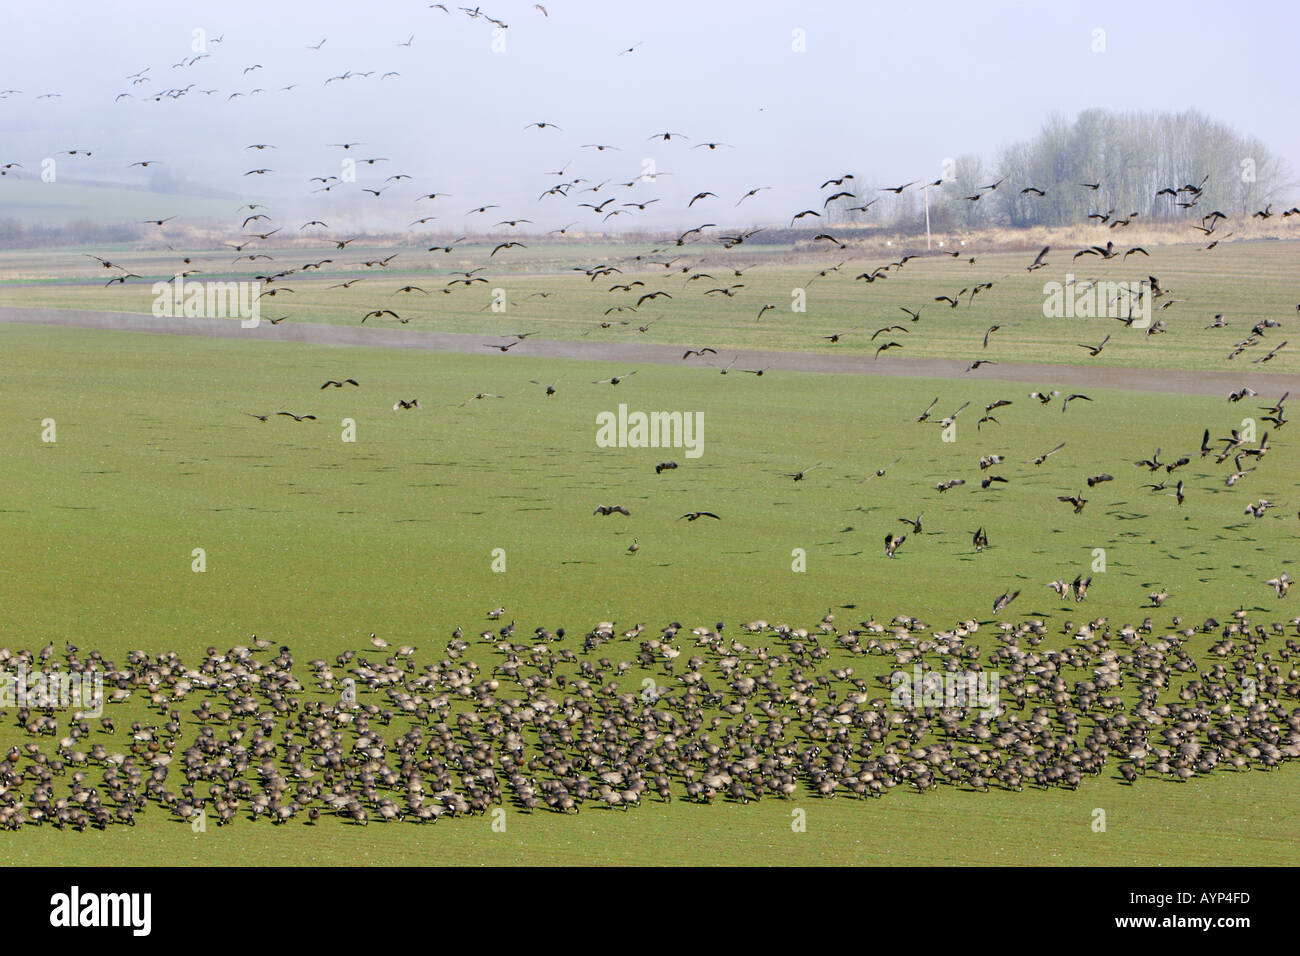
[1,317,1297,865]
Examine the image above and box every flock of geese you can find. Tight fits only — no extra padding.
[869,381,1291,612]
[2,601,1299,830]
[3,6,1299,834]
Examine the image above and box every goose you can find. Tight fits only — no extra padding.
[936,402,969,428]
[992,590,1019,613]
[1169,481,1185,505]
[529,378,562,395]
[592,371,637,385]
[898,514,923,534]
[782,463,822,481]
[1057,492,1088,514]
[1029,443,1065,465]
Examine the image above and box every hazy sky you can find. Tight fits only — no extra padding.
[1,0,1296,233]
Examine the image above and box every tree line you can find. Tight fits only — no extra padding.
[827,108,1294,231]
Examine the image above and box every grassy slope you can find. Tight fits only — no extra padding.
[0,322,1297,865]
[0,179,238,227]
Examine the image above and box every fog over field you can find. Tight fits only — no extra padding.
[1,0,1296,234]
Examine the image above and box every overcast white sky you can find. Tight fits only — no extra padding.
[1,0,1295,232]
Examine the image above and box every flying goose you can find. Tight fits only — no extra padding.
[1057,492,1088,514]
[884,533,906,558]
[992,590,1019,613]
[782,464,823,481]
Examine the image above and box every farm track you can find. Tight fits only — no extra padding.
[5,304,1300,397]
